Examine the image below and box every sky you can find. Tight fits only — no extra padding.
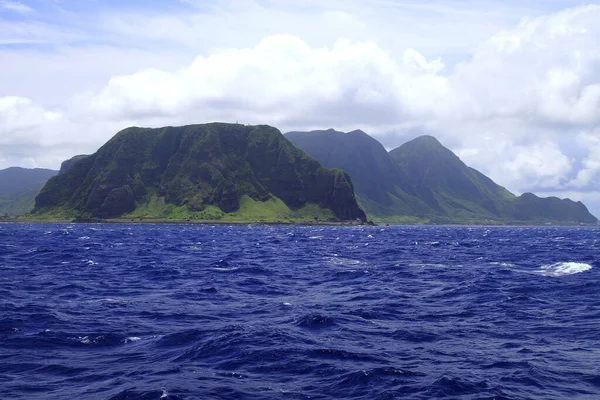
[2,0,600,216]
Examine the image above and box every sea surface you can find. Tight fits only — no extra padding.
[1,223,599,399]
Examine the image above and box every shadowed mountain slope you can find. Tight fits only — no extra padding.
[0,167,58,216]
[286,129,434,218]
[287,130,597,224]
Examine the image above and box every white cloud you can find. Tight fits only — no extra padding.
[1,1,33,13]
[86,35,449,128]
[0,96,121,169]
[0,96,55,145]
[568,129,600,189]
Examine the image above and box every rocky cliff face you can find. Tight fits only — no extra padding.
[59,155,90,175]
[34,123,366,221]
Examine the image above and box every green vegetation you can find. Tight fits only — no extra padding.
[31,123,366,223]
[122,191,336,223]
[286,130,598,225]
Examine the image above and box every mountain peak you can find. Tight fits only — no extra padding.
[347,129,368,137]
[403,135,444,148]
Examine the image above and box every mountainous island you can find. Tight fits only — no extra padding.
[3,123,595,225]
[31,123,366,223]
[286,129,597,225]
[0,167,58,217]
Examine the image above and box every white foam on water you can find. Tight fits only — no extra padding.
[490,262,515,267]
[213,267,239,272]
[77,336,91,344]
[407,263,447,268]
[124,336,141,343]
[537,262,592,277]
[325,256,362,266]
[99,298,125,303]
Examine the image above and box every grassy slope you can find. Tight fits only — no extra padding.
[112,191,336,223]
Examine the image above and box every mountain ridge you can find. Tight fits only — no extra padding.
[286,129,597,225]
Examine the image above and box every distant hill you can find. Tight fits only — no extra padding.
[0,167,58,216]
[33,123,366,223]
[287,130,597,224]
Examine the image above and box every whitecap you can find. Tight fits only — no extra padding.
[536,262,592,277]
[77,336,91,344]
[213,267,239,272]
[490,262,515,267]
[99,298,125,303]
[407,263,447,268]
[325,256,361,266]
[124,336,141,343]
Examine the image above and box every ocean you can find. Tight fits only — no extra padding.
[1,223,599,399]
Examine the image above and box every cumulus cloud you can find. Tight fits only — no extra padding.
[0,96,122,169]
[568,130,600,189]
[0,96,62,146]
[447,5,600,125]
[87,35,448,128]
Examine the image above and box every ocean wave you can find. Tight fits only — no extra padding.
[2,223,599,399]
[537,262,592,277]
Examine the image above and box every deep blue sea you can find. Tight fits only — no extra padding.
[1,223,599,399]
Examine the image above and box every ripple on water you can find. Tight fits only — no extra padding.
[0,224,598,399]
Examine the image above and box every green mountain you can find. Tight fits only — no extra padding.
[285,129,434,219]
[0,167,59,216]
[32,123,366,223]
[286,131,597,225]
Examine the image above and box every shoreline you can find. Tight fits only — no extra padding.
[0,217,596,227]
[0,217,369,227]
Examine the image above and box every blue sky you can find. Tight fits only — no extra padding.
[2,0,600,215]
